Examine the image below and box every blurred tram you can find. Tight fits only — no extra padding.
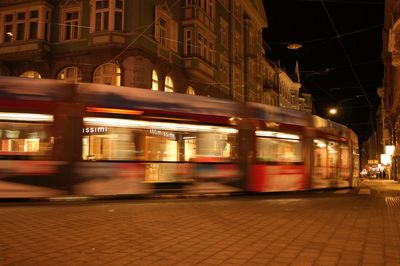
[0,77,359,198]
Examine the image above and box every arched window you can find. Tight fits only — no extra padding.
[165,75,174,92]
[186,86,195,95]
[20,71,41,79]
[57,67,82,83]
[152,70,159,91]
[93,63,121,86]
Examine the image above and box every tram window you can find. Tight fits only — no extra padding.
[0,121,53,159]
[313,139,327,167]
[82,117,238,162]
[340,144,350,168]
[256,131,302,163]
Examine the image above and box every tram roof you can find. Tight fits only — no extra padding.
[0,76,75,101]
[77,82,242,118]
[246,102,312,127]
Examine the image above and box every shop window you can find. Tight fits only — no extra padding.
[57,67,82,83]
[20,70,41,79]
[93,63,121,86]
[165,75,174,92]
[152,70,159,91]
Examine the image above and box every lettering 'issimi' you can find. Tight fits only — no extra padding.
[82,127,108,134]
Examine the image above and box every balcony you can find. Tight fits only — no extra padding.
[89,32,126,48]
[183,6,215,33]
[184,57,216,81]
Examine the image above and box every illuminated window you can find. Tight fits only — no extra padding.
[93,63,121,86]
[165,75,174,92]
[20,70,41,79]
[57,67,82,83]
[186,86,195,95]
[152,70,159,91]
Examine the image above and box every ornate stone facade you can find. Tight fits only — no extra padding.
[0,0,272,101]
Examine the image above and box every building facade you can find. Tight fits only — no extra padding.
[0,0,270,101]
[382,0,400,180]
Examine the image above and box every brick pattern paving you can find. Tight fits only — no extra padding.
[0,186,400,265]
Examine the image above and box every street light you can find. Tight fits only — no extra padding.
[329,108,338,115]
[286,43,302,50]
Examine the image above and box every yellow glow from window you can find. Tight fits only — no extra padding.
[256,130,300,140]
[0,112,53,122]
[86,107,143,115]
[84,117,237,133]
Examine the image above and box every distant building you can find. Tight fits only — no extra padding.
[382,0,400,180]
[0,0,268,102]
[277,69,301,110]
[299,92,312,113]
[260,56,279,106]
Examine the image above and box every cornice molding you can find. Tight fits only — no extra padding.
[241,0,268,28]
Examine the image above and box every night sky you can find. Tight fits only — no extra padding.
[262,0,384,143]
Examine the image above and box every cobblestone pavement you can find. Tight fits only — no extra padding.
[0,181,400,266]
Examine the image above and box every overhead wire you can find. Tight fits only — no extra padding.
[320,0,377,138]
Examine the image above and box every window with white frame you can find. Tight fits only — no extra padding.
[198,32,214,64]
[20,70,41,79]
[93,63,121,86]
[152,70,159,91]
[184,28,192,56]
[154,5,178,52]
[61,8,80,41]
[29,10,39,39]
[208,0,214,18]
[57,67,82,83]
[165,75,174,92]
[196,0,214,18]
[159,17,167,47]
[16,12,25,41]
[4,14,14,42]
[91,0,124,33]
[1,7,51,43]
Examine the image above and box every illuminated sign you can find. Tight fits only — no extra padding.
[149,129,175,139]
[82,127,108,134]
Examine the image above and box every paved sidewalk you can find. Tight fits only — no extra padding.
[0,182,399,266]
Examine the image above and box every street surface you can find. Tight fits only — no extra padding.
[0,180,399,266]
